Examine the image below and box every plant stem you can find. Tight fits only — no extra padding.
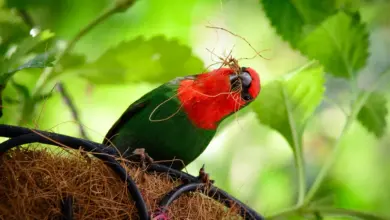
[17,9,34,28]
[294,137,306,204]
[304,68,390,205]
[56,83,89,139]
[33,0,137,95]
[24,0,136,137]
[266,205,302,220]
[282,82,307,205]
[304,207,389,220]
[267,205,389,220]
[267,69,390,220]
[303,91,370,204]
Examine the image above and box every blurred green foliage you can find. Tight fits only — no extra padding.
[1,0,390,219]
[74,36,204,84]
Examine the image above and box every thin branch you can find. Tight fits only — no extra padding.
[279,61,317,205]
[56,83,89,139]
[304,68,390,204]
[28,0,137,138]
[282,87,306,205]
[17,9,34,28]
[305,207,389,220]
[303,91,369,204]
[266,206,388,220]
[33,0,137,95]
[14,7,91,137]
[265,206,301,220]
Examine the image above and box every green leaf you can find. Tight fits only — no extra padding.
[0,21,29,53]
[298,11,369,78]
[4,0,50,9]
[10,78,30,100]
[0,79,31,117]
[59,53,87,70]
[3,97,20,104]
[260,0,356,47]
[357,93,388,138]
[0,52,55,118]
[3,29,55,72]
[252,62,325,148]
[74,36,204,84]
[1,52,55,83]
[33,92,53,103]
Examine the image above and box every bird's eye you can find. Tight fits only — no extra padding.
[229,70,253,102]
[239,70,253,101]
[229,74,241,92]
[243,94,252,101]
[240,71,252,88]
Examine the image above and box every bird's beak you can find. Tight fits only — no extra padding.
[229,68,253,101]
[229,74,239,83]
[229,73,241,92]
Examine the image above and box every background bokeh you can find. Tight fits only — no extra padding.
[1,0,390,219]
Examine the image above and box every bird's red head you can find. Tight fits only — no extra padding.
[177,67,261,130]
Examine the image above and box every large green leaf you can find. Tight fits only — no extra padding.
[0,29,56,118]
[73,36,204,84]
[357,93,388,138]
[2,29,55,73]
[4,0,50,9]
[298,11,369,78]
[252,62,325,149]
[260,0,357,47]
[1,52,56,83]
[0,22,29,53]
[59,53,87,70]
[0,52,55,117]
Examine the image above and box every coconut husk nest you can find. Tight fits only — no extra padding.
[0,146,243,220]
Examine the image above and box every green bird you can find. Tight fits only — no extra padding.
[103,66,261,170]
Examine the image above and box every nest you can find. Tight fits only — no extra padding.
[0,147,242,220]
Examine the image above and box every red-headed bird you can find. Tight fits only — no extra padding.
[103,66,261,170]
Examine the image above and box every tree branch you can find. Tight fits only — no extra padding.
[33,0,137,95]
[305,207,389,220]
[15,8,91,139]
[56,83,89,139]
[304,68,390,204]
[17,9,34,28]
[266,206,388,220]
[28,0,137,139]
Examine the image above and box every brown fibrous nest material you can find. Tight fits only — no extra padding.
[0,147,242,220]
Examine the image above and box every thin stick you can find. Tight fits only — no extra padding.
[30,0,137,139]
[17,9,34,28]
[206,25,271,60]
[56,83,89,139]
[33,0,137,96]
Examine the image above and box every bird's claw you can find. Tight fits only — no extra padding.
[197,164,214,185]
[151,209,169,220]
[132,148,154,170]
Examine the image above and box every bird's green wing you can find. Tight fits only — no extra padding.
[102,99,150,146]
[102,75,195,146]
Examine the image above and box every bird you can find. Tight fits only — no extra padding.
[103,63,261,170]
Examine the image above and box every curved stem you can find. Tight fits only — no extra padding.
[56,83,89,139]
[304,207,389,220]
[282,86,306,205]
[304,68,390,205]
[33,0,137,95]
[283,61,318,205]
[303,91,370,204]
[268,68,390,219]
[294,137,306,205]
[266,205,301,220]
[26,0,136,136]
[17,9,34,28]
[267,206,388,220]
